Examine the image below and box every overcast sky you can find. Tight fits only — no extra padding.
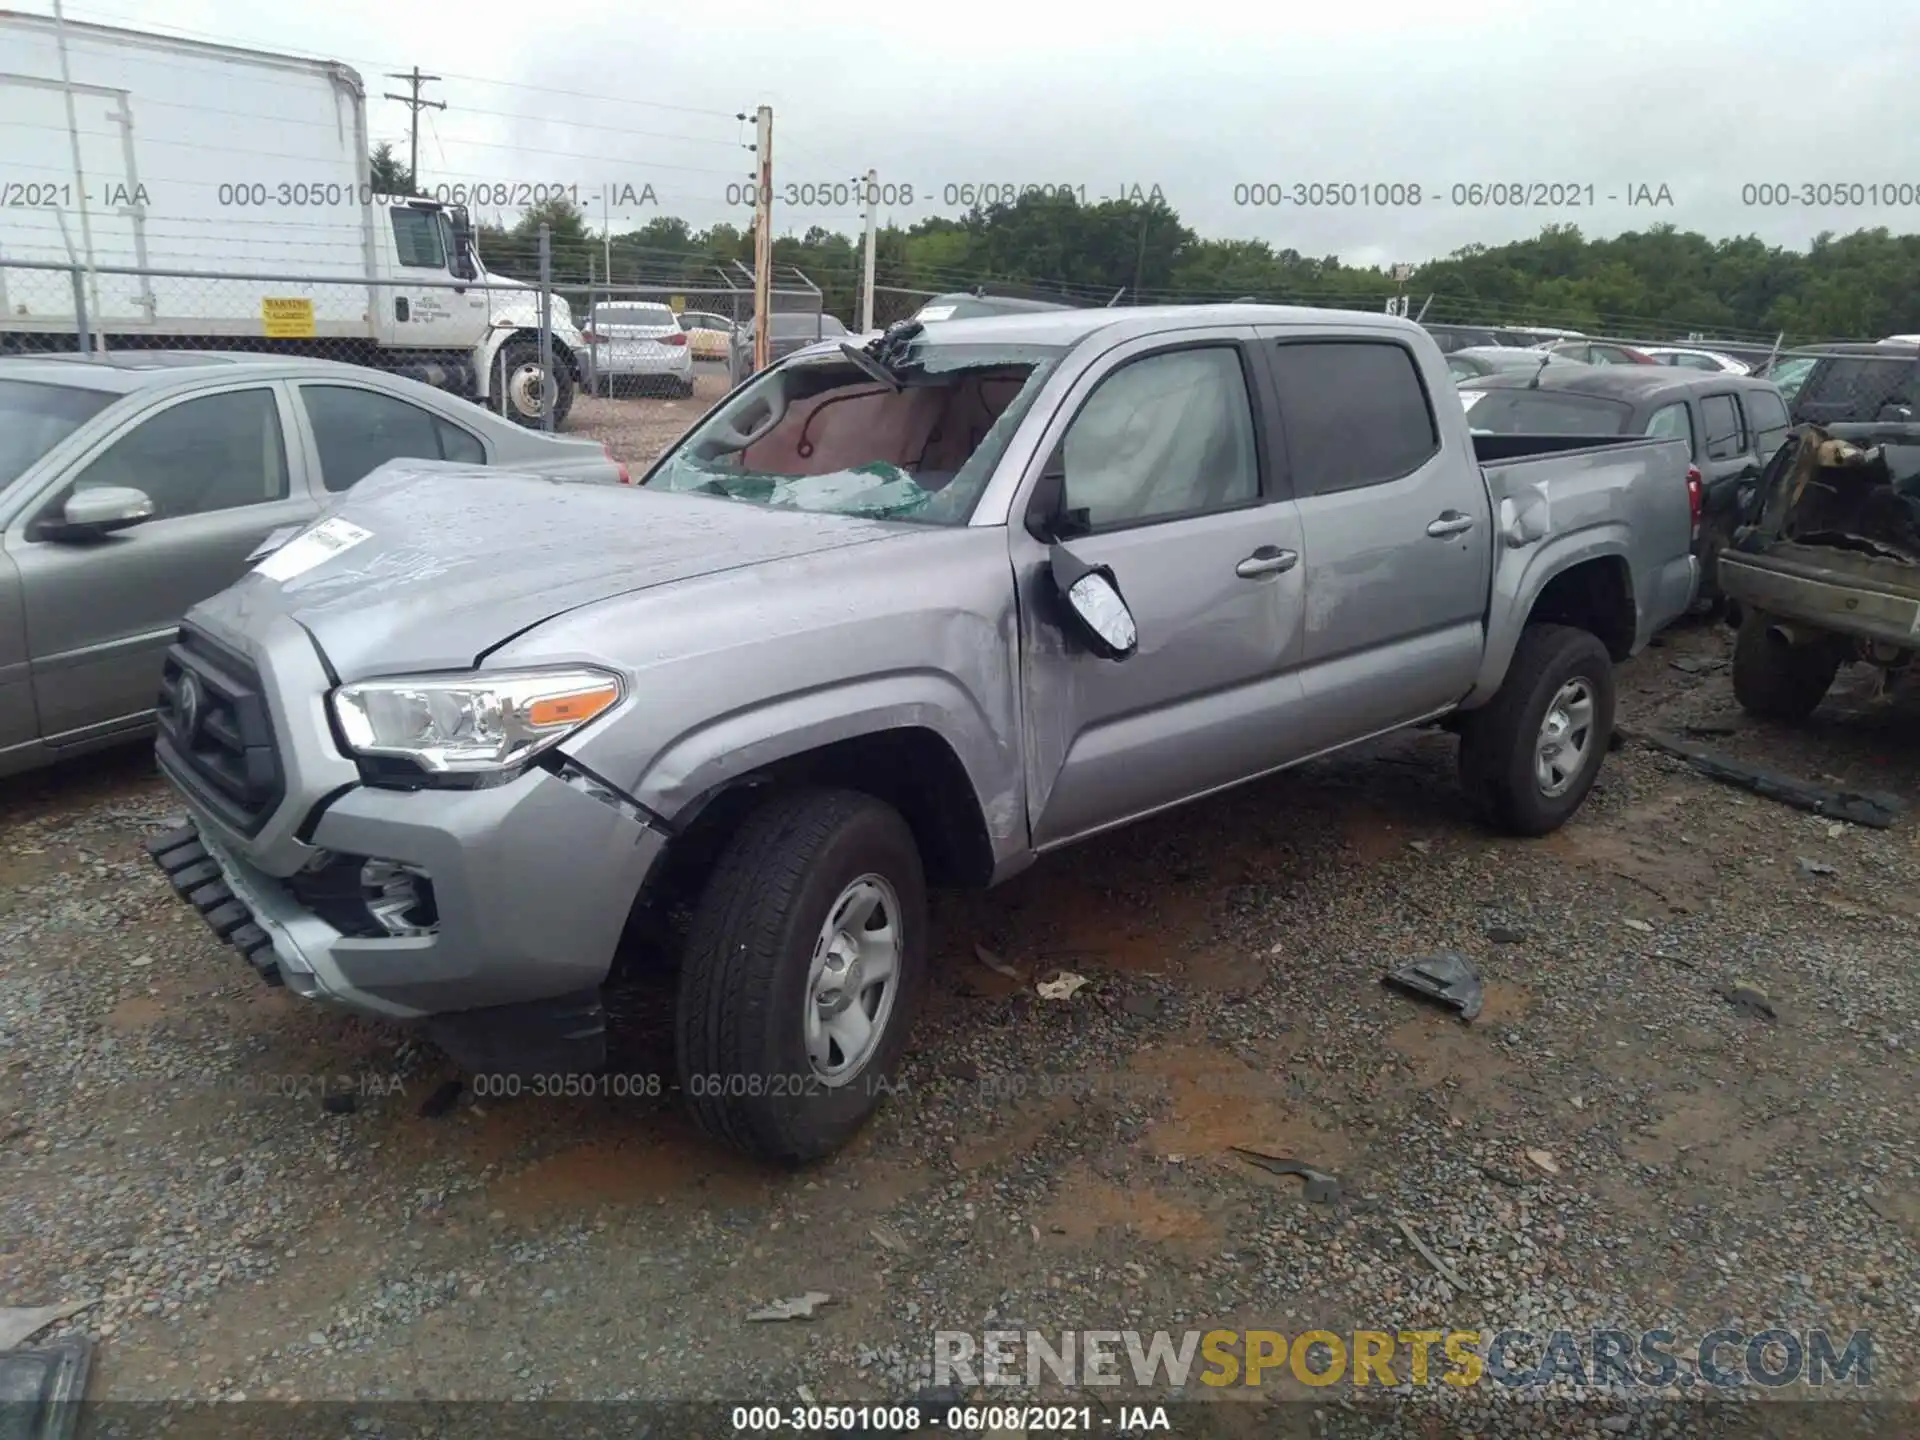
[20,0,1920,270]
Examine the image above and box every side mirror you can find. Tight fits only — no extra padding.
[1047,542,1137,661]
[447,205,478,281]
[48,485,154,540]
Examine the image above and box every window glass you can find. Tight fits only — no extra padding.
[69,388,287,519]
[1460,389,1634,436]
[1745,387,1791,459]
[1700,394,1745,460]
[1644,402,1695,451]
[1268,341,1440,493]
[1060,346,1259,527]
[391,208,447,269]
[302,384,485,491]
[0,381,113,490]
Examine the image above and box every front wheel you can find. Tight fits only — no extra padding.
[493,338,574,428]
[675,788,927,1164]
[1458,623,1617,836]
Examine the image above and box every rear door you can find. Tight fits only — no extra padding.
[10,383,318,742]
[1254,328,1492,748]
[1013,329,1309,849]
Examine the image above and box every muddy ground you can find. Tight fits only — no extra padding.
[1,391,1915,1434]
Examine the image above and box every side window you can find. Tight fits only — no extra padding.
[1700,394,1744,460]
[1266,339,1439,496]
[66,388,287,520]
[1644,402,1695,452]
[1746,387,1791,459]
[1057,346,1259,529]
[301,384,486,492]
[390,208,447,269]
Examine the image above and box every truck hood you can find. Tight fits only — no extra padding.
[187,463,902,678]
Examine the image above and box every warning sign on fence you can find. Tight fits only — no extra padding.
[261,297,315,338]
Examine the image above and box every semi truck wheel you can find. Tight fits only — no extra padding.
[1458,623,1616,837]
[495,339,574,428]
[675,788,927,1165]
[1732,609,1841,721]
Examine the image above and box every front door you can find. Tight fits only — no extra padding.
[377,206,485,352]
[9,384,316,742]
[1013,332,1309,850]
[1253,329,1493,747]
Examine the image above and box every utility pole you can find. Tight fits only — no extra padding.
[384,66,444,191]
[52,0,99,350]
[749,105,773,373]
[857,168,878,332]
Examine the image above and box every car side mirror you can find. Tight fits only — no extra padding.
[1047,542,1137,661]
[48,485,154,540]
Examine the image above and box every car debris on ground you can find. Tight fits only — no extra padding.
[1380,952,1484,1021]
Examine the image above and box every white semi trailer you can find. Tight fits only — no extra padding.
[0,10,583,423]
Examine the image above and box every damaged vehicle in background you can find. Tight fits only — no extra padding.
[1719,423,1920,720]
[145,304,1697,1166]
[1459,364,1794,610]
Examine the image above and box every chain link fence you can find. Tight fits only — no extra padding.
[0,250,843,427]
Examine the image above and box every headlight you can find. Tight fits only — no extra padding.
[331,667,622,776]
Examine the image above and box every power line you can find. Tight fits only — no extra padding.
[382,66,444,188]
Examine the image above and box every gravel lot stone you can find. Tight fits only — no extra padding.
[1,523,1914,1433]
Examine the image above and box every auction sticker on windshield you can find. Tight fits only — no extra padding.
[254,516,373,582]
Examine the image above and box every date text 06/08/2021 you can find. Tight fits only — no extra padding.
[721,182,1170,210]
[729,1403,1172,1432]
[1229,181,1676,208]
[464,1071,891,1101]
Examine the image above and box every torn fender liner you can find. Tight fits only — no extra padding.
[0,1336,92,1440]
[1619,729,1905,829]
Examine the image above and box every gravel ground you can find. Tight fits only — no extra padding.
[3,614,1916,1433]
[564,363,730,468]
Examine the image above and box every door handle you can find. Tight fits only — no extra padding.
[1236,546,1299,578]
[1427,511,1475,538]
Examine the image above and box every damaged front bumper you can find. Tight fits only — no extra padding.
[148,762,671,1074]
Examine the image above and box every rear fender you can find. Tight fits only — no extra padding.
[1464,524,1636,708]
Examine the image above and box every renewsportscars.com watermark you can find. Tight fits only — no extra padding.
[934,1327,1875,1390]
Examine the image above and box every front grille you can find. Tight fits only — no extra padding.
[155,626,285,835]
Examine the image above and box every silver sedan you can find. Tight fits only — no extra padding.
[0,351,625,778]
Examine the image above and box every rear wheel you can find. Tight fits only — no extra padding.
[1459,623,1616,836]
[675,788,927,1164]
[1732,609,1842,721]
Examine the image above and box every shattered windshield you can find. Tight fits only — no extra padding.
[645,340,1064,525]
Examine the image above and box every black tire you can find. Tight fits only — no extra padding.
[1732,609,1841,721]
[1458,623,1617,837]
[494,338,574,429]
[674,788,927,1165]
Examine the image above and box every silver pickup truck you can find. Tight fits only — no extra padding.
[146,305,1697,1163]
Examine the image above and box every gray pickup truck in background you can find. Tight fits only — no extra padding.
[147,305,1697,1164]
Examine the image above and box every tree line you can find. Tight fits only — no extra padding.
[368,145,1920,341]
